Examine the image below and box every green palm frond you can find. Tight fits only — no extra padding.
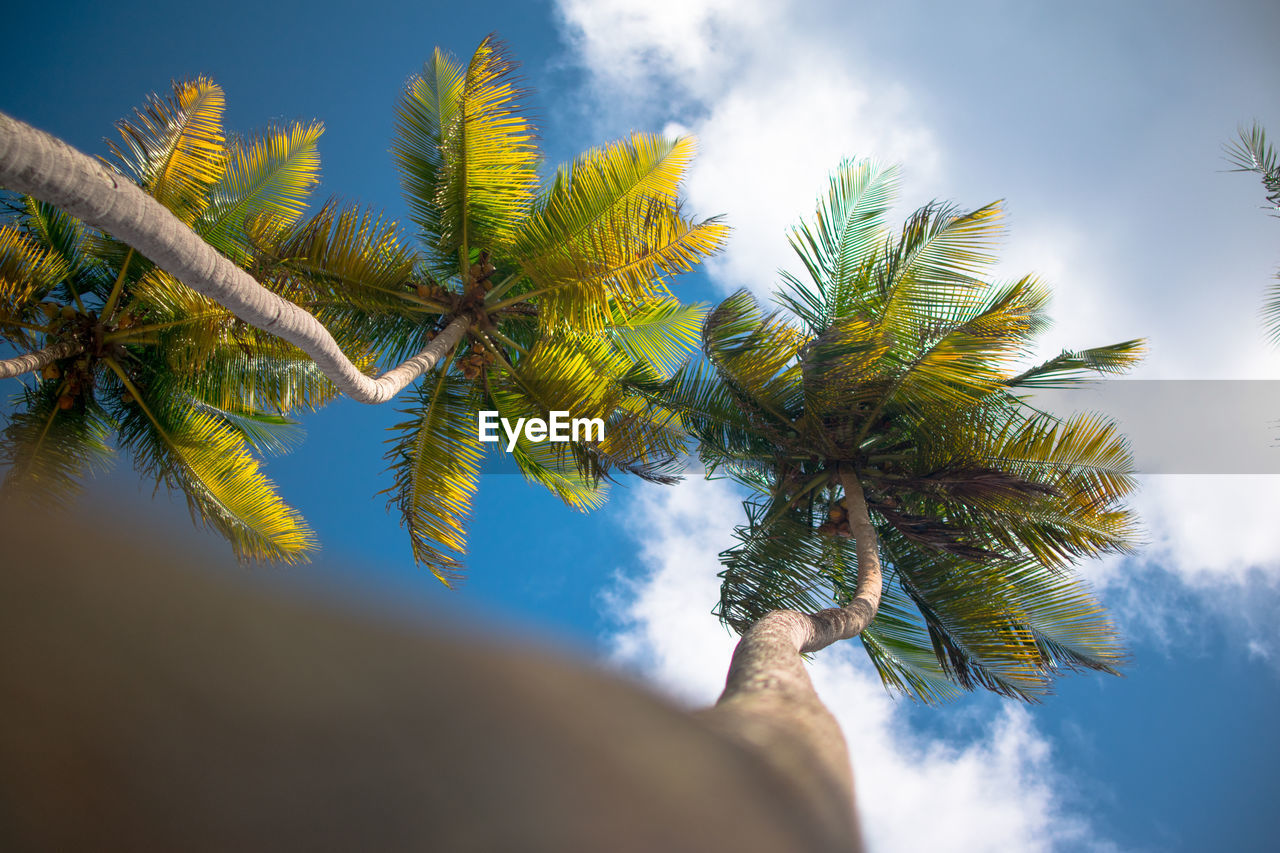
[604,298,706,378]
[510,438,609,512]
[1006,339,1146,388]
[110,366,315,563]
[873,201,1004,344]
[186,397,304,457]
[107,77,227,224]
[174,339,343,415]
[859,572,963,704]
[703,290,807,423]
[1225,122,1280,344]
[1,380,114,506]
[393,36,538,278]
[879,276,1052,422]
[781,159,901,333]
[16,197,95,309]
[1226,122,1280,210]
[383,360,486,584]
[198,121,324,261]
[392,46,466,261]
[0,224,68,348]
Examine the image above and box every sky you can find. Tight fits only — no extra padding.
[4,0,1280,849]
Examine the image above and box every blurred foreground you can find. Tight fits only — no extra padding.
[0,504,857,851]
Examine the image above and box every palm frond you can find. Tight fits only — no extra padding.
[702,290,807,424]
[112,370,315,563]
[107,78,227,224]
[781,159,900,332]
[526,199,728,330]
[383,361,485,584]
[874,201,1004,344]
[395,36,538,277]
[198,121,324,261]
[1,380,114,506]
[1006,339,1146,389]
[605,298,706,378]
[392,46,466,260]
[1226,122,1280,210]
[0,225,68,348]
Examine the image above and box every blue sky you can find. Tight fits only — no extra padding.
[5,1,1280,849]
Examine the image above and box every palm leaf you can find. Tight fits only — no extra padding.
[1,380,114,506]
[198,121,324,261]
[0,225,67,348]
[1006,339,1145,389]
[111,368,315,563]
[604,298,706,378]
[781,159,900,332]
[107,78,227,224]
[394,36,538,278]
[383,361,485,584]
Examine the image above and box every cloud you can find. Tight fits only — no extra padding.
[604,476,1112,852]
[556,0,942,299]
[555,0,1280,663]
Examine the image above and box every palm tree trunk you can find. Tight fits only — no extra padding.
[701,469,882,852]
[0,340,83,379]
[0,111,464,403]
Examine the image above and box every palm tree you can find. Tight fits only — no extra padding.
[243,37,726,583]
[659,160,1143,816]
[0,78,338,562]
[1226,122,1280,344]
[0,37,726,583]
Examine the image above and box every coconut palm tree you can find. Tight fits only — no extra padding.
[243,37,726,583]
[661,160,1144,717]
[1226,122,1280,344]
[0,78,339,562]
[0,37,726,583]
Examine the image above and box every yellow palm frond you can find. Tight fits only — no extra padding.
[703,290,807,422]
[393,36,538,276]
[384,362,486,584]
[392,46,466,257]
[0,225,68,348]
[199,121,324,260]
[515,133,698,265]
[526,198,728,330]
[108,78,227,224]
[874,202,1005,345]
[111,365,315,563]
[604,298,706,378]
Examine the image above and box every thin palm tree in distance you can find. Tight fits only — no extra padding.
[1225,122,1280,344]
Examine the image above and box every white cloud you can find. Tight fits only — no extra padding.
[556,0,1280,660]
[556,0,941,299]
[1130,476,1280,583]
[605,476,1111,852]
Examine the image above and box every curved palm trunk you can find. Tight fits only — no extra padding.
[0,112,465,403]
[702,469,881,852]
[0,340,84,379]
